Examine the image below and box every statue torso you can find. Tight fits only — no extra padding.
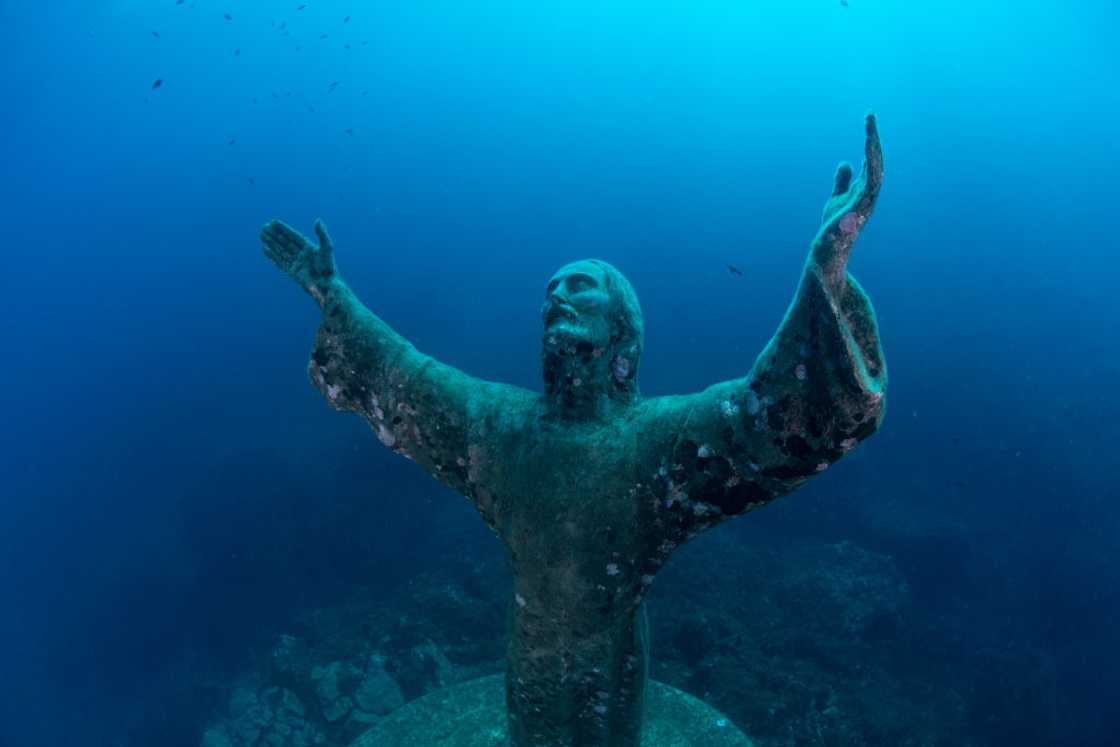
[489,403,663,618]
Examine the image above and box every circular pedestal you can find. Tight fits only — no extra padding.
[349,674,752,747]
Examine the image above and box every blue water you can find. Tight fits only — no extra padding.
[2,1,1117,745]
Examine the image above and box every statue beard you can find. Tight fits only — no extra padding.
[541,326,613,407]
[540,313,639,414]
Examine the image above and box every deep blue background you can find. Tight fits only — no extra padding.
[1,1,1117,744]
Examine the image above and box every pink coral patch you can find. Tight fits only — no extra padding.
[839,211,861,236]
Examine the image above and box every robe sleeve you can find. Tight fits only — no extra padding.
[638,264,886,538]
[306,280,531,522]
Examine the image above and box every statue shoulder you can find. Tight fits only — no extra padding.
[465,380,543,433]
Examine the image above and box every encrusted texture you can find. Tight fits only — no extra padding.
[262,115,887,746]
[348,675,752,747]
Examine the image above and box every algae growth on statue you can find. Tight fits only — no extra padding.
[262,114,887,747]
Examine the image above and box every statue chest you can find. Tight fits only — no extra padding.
[502,424,639,513]
[492,426,658,602]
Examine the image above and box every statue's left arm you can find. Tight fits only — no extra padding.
[639,114,886,537]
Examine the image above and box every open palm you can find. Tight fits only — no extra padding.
[261,218,339,306]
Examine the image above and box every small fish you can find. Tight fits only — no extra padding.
[224,13,232,21]
[319,33,329,39]
[297,4,307,9]
[343,15,351,22]
[840,0,849,6]
[307,104,316,112]
[151,30,161,39]
[361,40,369,46]
[176,0,184,4]
[151,78,163,89]
[249,177,255,185]
[234,48,240,56]
[344,44,351,50]
[228,138,237,146]
[272,91,280,98]
[252,97,258,104]
[280,22,287,30]
[728,265,743,277]
[344,127,354,136]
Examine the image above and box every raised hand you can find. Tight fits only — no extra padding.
[261,218,340,307]
[811,113,884,286]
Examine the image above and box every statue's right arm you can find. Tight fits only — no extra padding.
[261,219,533,519]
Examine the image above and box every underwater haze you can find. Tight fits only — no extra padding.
[2,0,1118,745]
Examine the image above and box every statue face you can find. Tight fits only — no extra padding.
[541,260,612,348]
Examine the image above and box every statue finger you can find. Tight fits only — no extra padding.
[864,112,882,164]
[832,162,853,197]
[262,241,287,270]
[856,113,884,213]
[261,223,295,266]
[313,218,334,260]
[261,220,309,258]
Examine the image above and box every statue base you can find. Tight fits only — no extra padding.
[349,674,752,747]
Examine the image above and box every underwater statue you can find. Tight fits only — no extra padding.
[262,114,886,747]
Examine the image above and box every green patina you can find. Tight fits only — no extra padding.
[262,115,887,747]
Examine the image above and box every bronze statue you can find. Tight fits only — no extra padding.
[262,114,887,747]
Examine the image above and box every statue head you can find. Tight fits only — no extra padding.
[540,260,643,414]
